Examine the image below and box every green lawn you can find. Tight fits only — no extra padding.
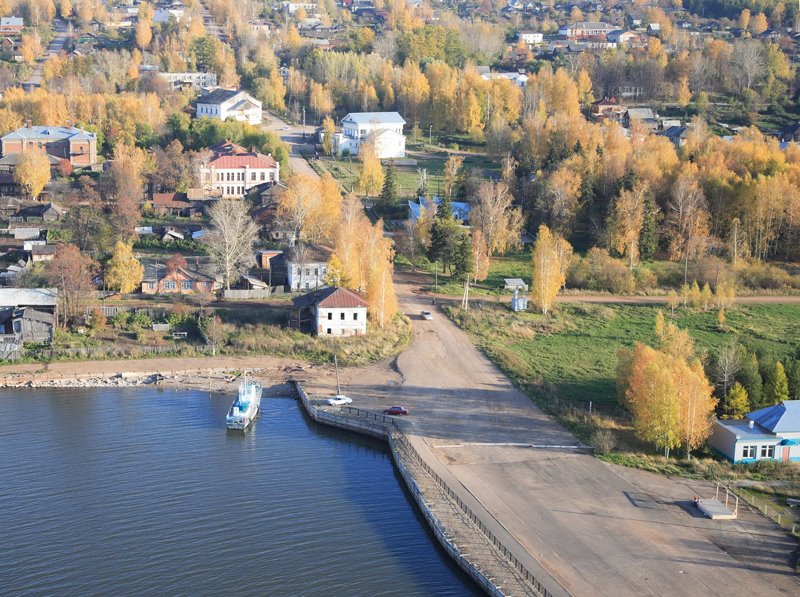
[320,151,501,198]
[446,302,800,407]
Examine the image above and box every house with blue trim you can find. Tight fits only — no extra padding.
[707,401,800,463]
[407,197,471,224]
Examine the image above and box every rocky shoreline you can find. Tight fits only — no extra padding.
[0,369,277,393]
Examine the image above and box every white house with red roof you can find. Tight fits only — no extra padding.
[290,286,368,336]
[199,141,280,198]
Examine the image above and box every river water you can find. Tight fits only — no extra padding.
[0,388,481,596]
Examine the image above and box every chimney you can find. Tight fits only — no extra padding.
[25,119,31,129]
[748,420,754,429]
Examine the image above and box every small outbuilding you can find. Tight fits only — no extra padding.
[289,286,368,337]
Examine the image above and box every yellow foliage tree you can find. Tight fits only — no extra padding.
[322,115,335,156]
[14,148,51,199]
[531,224,571,315]
[135,3,154,49]
[105,241,144,293]
[357,139,384,196]
[20,31,43,65]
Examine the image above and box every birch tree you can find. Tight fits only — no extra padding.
[531,224,571,315]
[608,182,648,268]
[470,181,523,256]
[206,199,259,290]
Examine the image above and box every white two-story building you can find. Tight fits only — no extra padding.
[196,89,263,125]
[199,141,279,198]
[159,71,218,91]
[290,286,368,336]
[333,112,406,159]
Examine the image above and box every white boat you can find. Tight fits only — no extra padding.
[226,376,263,430]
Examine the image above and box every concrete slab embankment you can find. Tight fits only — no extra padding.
[293,381,564,597]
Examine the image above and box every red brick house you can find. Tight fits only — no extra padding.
[1,124,98,168]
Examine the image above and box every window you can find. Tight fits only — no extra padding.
[340,312,345,320]
[760,445,775,459]
[147,282,155,289]
[742,445,757,459]
[353,313,358,321]
[326,328,332,335]
[327,312,332,320]
[182,280,192,290]
[314,268,318,276]
[305,269,310,276]
[260,172,266,181]
[164,280,176,290]
[251,172,256,181]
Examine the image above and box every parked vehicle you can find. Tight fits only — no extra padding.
[327,394,353,406]
[420,310,433,320]
[384,405,409,416]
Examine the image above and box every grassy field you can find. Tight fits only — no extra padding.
[320,151,500,198]
[446,302,800,407]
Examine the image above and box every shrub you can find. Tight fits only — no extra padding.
[591,429,617,454]
[736,261,798,289]
[633,266,658,291]
[128,312,153,329]
[90,308,107,331]
[567,248,635,293]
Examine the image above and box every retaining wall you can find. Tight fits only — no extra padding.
[293,381,560,597]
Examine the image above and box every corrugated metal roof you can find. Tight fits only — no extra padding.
[292,286,368,309]
[341,112,406,126]
[2,125,96,142]
[747,401,800,434]
[0,288,57,306]
[208,154,278,169]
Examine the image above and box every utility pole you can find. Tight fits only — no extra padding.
[461,279,470,311]
[302,106,306,140]
[434,261,438,291]
[429,124,433,147]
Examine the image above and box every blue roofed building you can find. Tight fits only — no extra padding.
[707,400,800,463]
[408,197,471,224]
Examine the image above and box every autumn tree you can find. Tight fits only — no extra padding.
[764,361,790,407]
[720,383,750,419]
[749,12,768,35]
[20,31,43,65]
[105,241,144,294]
[323,253,349,287]
[14,148,51,199]
[379,162,398,205]
[608,182,648,268]
[166,253,187,273]
[46,244,98,325]
[206,199,259,289]
[135,2,154,50]
[531,224,572,315]
[278,173,342,245]
[470,181,523,256]
[358,139,384,196]
[443,155,463,201]
[321,115,335,156]
[665,165,710,282]
[107,144,151,241]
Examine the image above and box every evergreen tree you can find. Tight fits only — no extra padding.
[453,231,473,280]
[379,162,398,205]
[763,361,790,407]
[639,194,661,261]
[785,358,800,400]
[735,352,762,409]
[428,217,461,273]
[436,192,453,221]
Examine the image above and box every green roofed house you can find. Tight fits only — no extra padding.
[707,401,800,463]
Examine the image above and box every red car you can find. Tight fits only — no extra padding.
[384,405,409,416]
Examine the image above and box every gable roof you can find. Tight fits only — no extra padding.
[2,125,96,143]
[341,112,406,126]
[747,401,800,434]
[209,153,278,169]
[197,88,246,106]
[292,286,368,309]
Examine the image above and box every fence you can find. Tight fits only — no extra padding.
[294,382,561,597]
[85,305,167,319]
[223,289,272,300]
[734,487,800,538]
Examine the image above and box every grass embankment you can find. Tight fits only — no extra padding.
[34,309,413,368]
[445,301,800,484]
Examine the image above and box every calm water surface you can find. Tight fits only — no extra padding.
[0,388,481,596]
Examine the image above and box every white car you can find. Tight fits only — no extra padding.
[327,394,353,406]
[421,310,433,320]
